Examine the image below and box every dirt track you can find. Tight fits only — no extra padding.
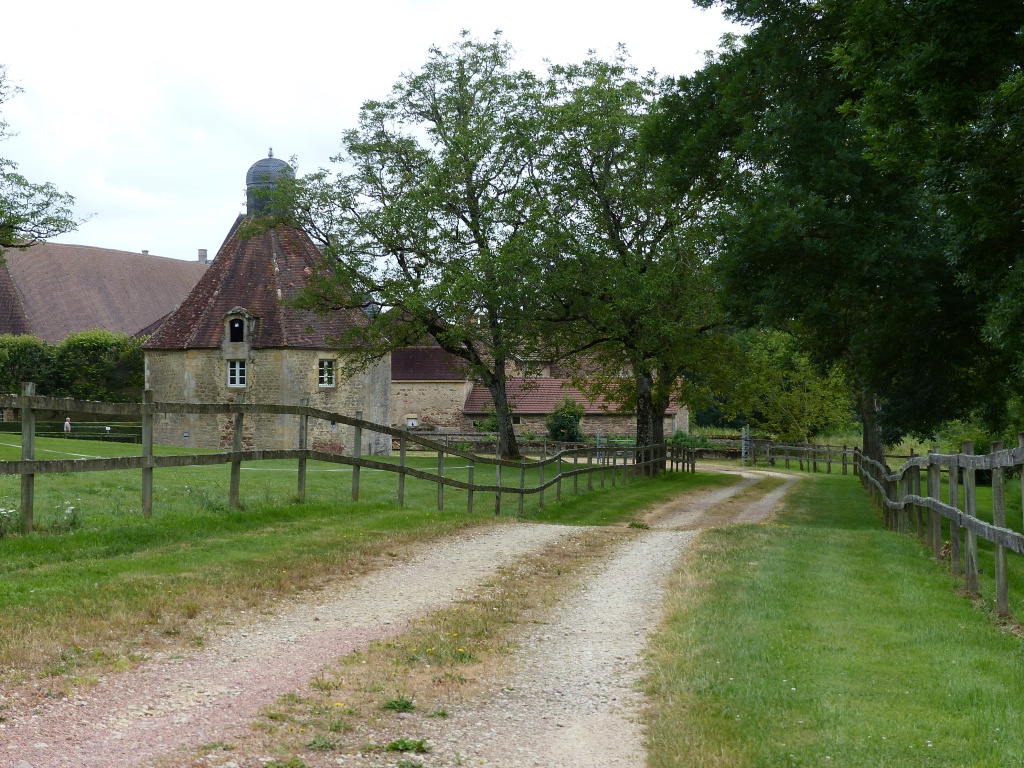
[2,470,796,768]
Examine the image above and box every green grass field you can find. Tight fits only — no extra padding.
[0,436,727,682]
[645,472,1024,767]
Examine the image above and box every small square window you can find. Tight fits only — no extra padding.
[512,415,521,425]
[227,359,246,387]
[318,359,336,387]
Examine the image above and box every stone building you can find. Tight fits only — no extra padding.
[390,346,471,430]
[143,153,390,454]
[463,378,685,438]
[392,344,687,438]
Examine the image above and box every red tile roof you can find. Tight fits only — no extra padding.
[463,378,679,415]
[392,346,468,380]
[144,217,366,350]
[0,243,208,342]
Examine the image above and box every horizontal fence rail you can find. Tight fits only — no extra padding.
[855,437,1024,617]
[5,385,697,533]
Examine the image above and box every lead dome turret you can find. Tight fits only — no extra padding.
[246,148,294,215]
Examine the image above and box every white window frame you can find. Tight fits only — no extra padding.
[318,358,336,388]
[227,359,247,387]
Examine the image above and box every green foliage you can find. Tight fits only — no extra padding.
[545,396,585,442]
[52,330,145,402]
[667,431,712,449]
[540,52,724,449]
[0,334,51,394]
[473,409,499,434]
[0,331,144,401]
[381,695,416,712]
[284,32,548,459]
[730,330,854,444]
[649,0,1007,458]
[386,737,430,753]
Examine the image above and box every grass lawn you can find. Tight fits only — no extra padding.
[0,436,728,683]
[645,472,1024,767]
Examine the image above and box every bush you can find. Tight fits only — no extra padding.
[668,431,714,449]
[545,396,585,442]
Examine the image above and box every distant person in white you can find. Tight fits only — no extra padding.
[64,417,72,434]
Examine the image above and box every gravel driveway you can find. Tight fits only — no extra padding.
[2,470,795,768]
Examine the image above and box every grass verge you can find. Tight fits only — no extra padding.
[645,473,1024,767]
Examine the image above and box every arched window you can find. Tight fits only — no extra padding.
[229,318,244,343]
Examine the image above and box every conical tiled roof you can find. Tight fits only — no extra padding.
[144,217,364,350]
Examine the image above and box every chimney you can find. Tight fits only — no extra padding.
[198,248,208,264]
[141,249,149,256]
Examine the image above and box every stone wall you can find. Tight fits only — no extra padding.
[145,349,391,455]
[509,413,682,439]
[390,380,473,430]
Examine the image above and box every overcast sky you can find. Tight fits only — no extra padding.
[3,1,737,262]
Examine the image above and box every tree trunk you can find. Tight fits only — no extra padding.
[486,364,521,461]
[857,388,885,466]
[635,368,657,477]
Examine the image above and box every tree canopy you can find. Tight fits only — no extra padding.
[647,0,1010,458]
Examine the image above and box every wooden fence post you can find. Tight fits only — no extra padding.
[949,453,962,576]
[556,454,562,500]
[495,462,502,516]
[519,461,526,515]
[827,445,832,474]
[587,448,593,491]
[351,411,362,502]
[437,450,445,511]
[539,461,545,508]
[297,397,308,504]
[612,451,617,487]
[1019,432,1024,532]
[842,445,847,475]
[911,451,923,538]
[992,440,1009,615]
[962,441,979,594]
[229,392,244,509]
[601,447,606,488]
[398,434,407,506]
[467,460,475,514]
[927,448,941,559]
[141,389,154,517]
[20,381,35,534]
[574,451,579,494]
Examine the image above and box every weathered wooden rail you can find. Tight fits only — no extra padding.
[856,438,1024,616]
[3,386,695,533]
[700,437,856,474]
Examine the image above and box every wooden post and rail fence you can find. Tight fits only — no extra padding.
[855,439,1024,616]
[3,386,698,534]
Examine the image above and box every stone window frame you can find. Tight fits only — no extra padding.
[318,358,336,388]
[227,359,247,388]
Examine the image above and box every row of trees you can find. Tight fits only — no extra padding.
[267,34,723,460]
[0,330,145,403]
[646,0,1024,462]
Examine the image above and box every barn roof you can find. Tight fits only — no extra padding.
[463,378,679,416]
[392,345,468,381]
[144,217,366,350]
[0,243,208,343]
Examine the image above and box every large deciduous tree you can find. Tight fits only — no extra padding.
[647,0,1007,461]
[833,0,1024,373]
[283,33,547,458]
[540,53,724,465]
[0,65,78,252]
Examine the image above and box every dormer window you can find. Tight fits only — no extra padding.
[229,318,245,343]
